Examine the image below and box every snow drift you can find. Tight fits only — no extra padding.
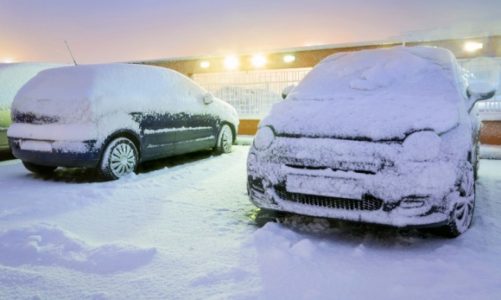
[0,224,156,274]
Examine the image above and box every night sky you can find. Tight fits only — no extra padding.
[1,0,500,63]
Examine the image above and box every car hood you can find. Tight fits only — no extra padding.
[260,97,460,141]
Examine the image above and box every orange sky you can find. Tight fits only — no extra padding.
[1,0,500,64]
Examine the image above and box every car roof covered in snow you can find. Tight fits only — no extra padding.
[12,63,208,118]
[0,63,62,109]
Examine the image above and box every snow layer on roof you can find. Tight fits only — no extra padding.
[263,47,466,140]
[12,64,208,121]
[0,63,61,109]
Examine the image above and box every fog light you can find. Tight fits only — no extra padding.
[400,198,426,209]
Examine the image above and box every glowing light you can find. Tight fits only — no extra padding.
[251,54,267,68]
[200,60,210,69]
[2,58,15,63]
[224,55,240,70]
[463,41,483,53]
[283,54,296,63]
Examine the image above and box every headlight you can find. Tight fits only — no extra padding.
[247,152,258,172]
[254,126,275,151]
[402,131,441,161]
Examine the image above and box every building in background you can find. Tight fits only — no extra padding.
[135,35,501,144]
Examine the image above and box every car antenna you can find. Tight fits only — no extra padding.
[64,40,78,66]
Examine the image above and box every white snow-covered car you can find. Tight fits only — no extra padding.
[0,63,62,151]
[8,64,239,179]
[247,46,496,237]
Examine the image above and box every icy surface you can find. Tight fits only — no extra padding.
[0,146,501,299]
[262,47,466,140]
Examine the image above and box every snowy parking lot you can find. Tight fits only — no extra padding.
[1,145,501,299]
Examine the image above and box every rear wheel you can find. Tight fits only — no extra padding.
[215,124,233,154]
[99,137,139,180]
[22,161,57,175]
[442,163,475,237]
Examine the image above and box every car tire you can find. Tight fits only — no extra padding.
[99,137,139,180]
[215,124,233,154]
[22,161,57,175]
[442,163,475,238]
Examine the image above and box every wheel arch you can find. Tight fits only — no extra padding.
[100,130,142,161]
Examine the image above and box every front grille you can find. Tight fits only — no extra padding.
[286,163,378,175]
[13,112,59,124]
[275,186,383,211]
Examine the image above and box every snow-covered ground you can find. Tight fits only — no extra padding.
[0,145,500,299]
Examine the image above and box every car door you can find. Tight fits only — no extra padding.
[173,77,218,154]
[138,77,181,160]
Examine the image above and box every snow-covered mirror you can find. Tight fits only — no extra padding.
[467,80,496,101]
[464,57,499,102]
[281,84,295,100]
[203,92,214,105]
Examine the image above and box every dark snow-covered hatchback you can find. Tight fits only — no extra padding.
[247,46,496,237]
[8,64,239,179]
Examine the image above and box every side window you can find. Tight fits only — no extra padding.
[175,74,206,106]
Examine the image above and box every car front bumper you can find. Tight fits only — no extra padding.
[247,136,460,228]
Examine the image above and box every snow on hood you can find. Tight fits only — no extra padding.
[12,64,214,123]
[261,46,465,140]
[0,63,62,109]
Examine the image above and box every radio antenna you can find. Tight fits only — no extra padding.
[64,40,78,66]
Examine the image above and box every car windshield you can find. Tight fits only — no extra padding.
[287,46,464,104]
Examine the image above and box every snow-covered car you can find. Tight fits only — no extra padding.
[8,64,239,179]
[247,46,496,237]
[0,63,62,152]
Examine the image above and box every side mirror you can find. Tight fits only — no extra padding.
[466,81,497,113]
[281,85,296,100]
[467,81,496,101]
[203,93,214,105]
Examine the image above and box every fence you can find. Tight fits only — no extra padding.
[478,99,501,120]
[193,68,311,119]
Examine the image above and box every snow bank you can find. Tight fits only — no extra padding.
[0,224,156,274]
[0,63,62,109]
[262,47,466,140]
[480,144,501,159]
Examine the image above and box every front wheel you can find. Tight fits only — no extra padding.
[442,163,475,237]
[215,124,233,154]
[22,161,57,175]
[99,137,139,180]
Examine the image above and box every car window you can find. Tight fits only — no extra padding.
[173,74,206,104]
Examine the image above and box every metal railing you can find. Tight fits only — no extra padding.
[193,68,311,119]
[478,99,501,120]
